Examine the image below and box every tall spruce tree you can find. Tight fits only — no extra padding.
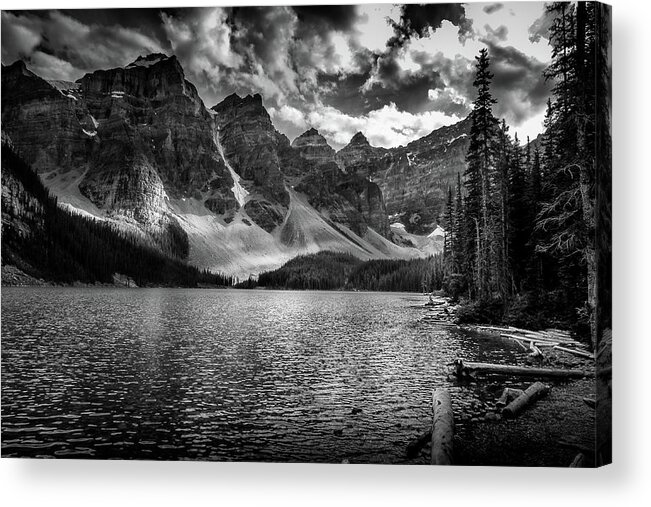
[536,1,602,345]
[464,48,500,301]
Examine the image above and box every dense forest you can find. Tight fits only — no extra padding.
[1,143,232,287]
[238,251,445,293]
[441,2,611,346]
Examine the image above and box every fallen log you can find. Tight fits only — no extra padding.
[502,333,568,346]
[502,382,550,418]
[553,345,594,360]
[529,342,543,359]
[453,359,594,379]
[431,389,454,465]
[406,430,431,458]
[523,332,579,345]
[496,388,524,408]
[501,335,561,349]
[569,453,586,468]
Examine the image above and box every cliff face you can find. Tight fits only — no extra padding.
[291,128,336,166]
[1,55,233,245]
[1,61,94,178]
[2,54,456,277]
[337,118,471,234]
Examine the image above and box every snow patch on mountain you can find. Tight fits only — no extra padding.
[215,132,249,208]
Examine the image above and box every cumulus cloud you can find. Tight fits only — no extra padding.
[303,103,460,149]
[268,104,308,141]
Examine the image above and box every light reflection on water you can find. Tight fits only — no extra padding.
[1,287,521,463]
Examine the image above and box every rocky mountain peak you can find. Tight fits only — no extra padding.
[291,127,335,166]
[292,127,329,146]
[125,53,172,69]
[350,131,369,145]
[3,60,30,76]
[75,52,200,104]
[212,93,268,121]
[297,127,320,138]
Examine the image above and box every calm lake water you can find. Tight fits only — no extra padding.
[1,287,521,463]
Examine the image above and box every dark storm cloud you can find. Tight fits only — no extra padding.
[482,40,551,124]
[58,8,174,45]
[319,72,372,116]
[356,3,474,115]
[291,5,359,34]
[364,52,445,114]
[483,3,505,15]
[388,3,471,48]
[1,10,163,80]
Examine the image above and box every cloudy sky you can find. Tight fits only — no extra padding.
[2,2,554,149]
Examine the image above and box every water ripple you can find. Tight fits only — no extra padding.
[2,287,522,463]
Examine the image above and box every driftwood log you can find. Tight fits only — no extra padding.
[431,389,454,465]
[529,342,543,358]
[502,335,560,348]
[569,453,586,468]
[553,345,594,360]
[502,382,550,419]
[496,388,524,408]
[453,359,594,379]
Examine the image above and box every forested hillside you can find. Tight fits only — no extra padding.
[243,251,445,293]
[1,142,232,287]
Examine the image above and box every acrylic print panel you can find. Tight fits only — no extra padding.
[0,2,611,467]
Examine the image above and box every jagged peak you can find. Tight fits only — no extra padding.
[4,60,33,77]
[350,131,369,145]
[297,127,322,139]
[212,92,264,111]
[292,128,333,151]
[125,53,172,69]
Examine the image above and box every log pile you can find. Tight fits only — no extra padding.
[418,296,458,327]
[471,325,594,363]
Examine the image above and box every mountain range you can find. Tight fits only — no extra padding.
[1,53,470,279]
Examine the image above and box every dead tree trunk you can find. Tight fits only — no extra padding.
[431,389,454,465]
[453,359,593,379]
[502,382,550,419]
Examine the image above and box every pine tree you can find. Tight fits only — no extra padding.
[464,48,500,301]
[535,1,602,345]
[453,172,464,274]
[443,186,454,267]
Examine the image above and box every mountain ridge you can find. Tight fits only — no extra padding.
[1,53,459,277]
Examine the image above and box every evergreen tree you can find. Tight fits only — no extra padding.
[464,48,500,301]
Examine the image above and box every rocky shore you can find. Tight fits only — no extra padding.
[414,294,597,467]
[1,265,138,288]
[1,265,50,286]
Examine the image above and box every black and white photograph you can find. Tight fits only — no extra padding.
[1,1,611,468]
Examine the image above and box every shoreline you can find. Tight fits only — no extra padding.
[416,294,597,467]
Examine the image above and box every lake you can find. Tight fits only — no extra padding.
[1,287,521,463]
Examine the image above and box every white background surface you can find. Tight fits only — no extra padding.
[0,0,649,505]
